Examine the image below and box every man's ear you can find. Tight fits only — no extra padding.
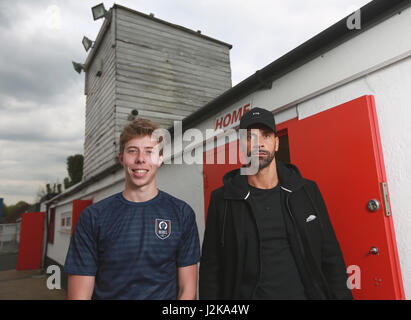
[118,152,124,165]
[157,154,164,167]
[275,136,280,152]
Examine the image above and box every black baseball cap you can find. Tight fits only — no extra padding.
[239,107,276,134]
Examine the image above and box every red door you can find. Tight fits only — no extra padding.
[202,95,404,299]
[17,212,45,271]
[203,141,241,221]
[281,95,404,299]
[71,199,93,237]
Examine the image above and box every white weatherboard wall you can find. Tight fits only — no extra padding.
[83,17,117,182]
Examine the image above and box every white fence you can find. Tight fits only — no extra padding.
[0,223,20,254]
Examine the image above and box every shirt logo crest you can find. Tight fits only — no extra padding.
[155,219,171,240]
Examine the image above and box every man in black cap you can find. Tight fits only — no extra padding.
[199,107,353,300]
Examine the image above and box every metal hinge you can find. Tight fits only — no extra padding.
[381,182,391,217]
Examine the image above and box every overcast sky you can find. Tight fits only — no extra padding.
[0,0,371,206]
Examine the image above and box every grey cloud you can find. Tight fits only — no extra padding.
[0,129,82,143]
[0,106,84,143]
[0,140,82,185]
[0,1,13,29]
[0,166,66,183]
[0,183,38,200]
[0,36,81,106]
[0,0,91,106]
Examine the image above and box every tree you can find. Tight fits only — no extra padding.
[64,154,84,189]
[8,201,30,216]
[35,181,62,202]
[1,202,8,222]
[0,201,31,223]
[36,185,48,202]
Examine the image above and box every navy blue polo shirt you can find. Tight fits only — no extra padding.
[63,190,200,300]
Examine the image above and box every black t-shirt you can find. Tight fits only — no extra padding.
[244,184,306,300]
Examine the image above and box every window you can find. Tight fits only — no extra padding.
[60,212,72,233]
[66,217,72,228]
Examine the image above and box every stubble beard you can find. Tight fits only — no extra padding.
[248,149,275,170]
[258,150,275,169]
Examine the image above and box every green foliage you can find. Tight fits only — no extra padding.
[64,154,84,189]
[0,201,31,222]
[63,177,71,190]
[7,201,30,216]
[1,202,8,218]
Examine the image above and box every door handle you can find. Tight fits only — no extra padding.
[367,199,380,212]
[368,246,379,255]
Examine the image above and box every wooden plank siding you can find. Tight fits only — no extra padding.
[114,6,231,134]
[116,8,231,56]
[115,41,230,83]
[83,17,116,180]
[83,5,231,180]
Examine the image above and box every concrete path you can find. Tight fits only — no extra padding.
[0,269,66,300]
[0,253,17,271]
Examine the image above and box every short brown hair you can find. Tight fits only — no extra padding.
[119,118,163,155]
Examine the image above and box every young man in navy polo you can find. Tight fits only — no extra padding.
[64,118,200,300]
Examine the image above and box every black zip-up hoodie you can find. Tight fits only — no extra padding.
[199,160,353,300]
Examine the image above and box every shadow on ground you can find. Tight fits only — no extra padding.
[0,254,66,300]
[0,253,18,271]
